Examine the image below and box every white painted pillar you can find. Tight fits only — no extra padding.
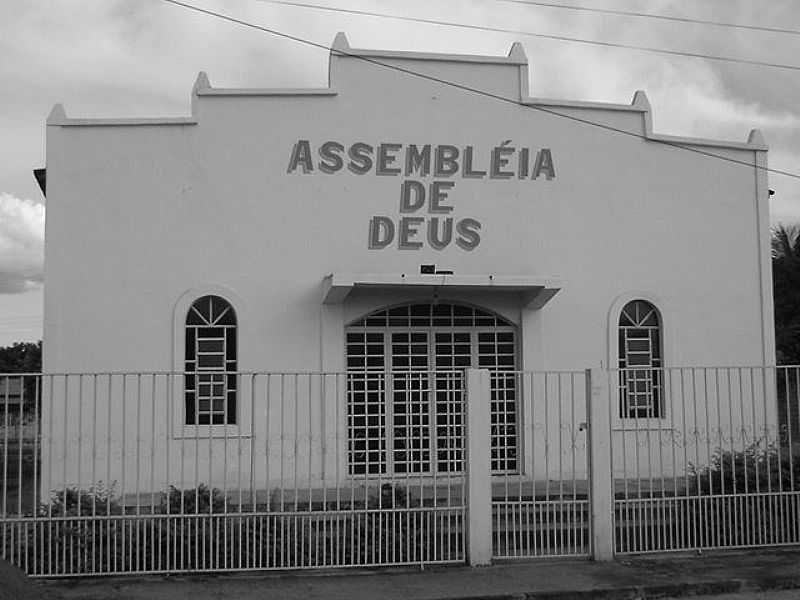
[586,368,614,561]
[466,368,492,566]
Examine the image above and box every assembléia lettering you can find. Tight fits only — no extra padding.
[287,140,555,180]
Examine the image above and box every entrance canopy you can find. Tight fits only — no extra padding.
[322,272,563,310]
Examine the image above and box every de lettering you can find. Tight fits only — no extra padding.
[368,180,481,251]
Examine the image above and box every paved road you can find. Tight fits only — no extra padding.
[19,548,800,600]
[666,593,800,600]
[42,582,800,600]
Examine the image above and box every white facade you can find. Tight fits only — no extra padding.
[40,34,775,494]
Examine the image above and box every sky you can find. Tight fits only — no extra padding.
[1,0,799,347]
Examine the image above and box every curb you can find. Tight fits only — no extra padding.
[433,579,757,600]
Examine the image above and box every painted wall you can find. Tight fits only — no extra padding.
[40,35,775,494]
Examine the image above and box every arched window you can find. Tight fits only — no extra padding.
[618,300,663,418]
[346,302,518,475]
[185,295,237,425]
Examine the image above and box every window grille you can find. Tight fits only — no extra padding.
[478,330,517,472]
[346,332,386,475]
[618,300,663,418]
[185,295,237,425]
[347,302,517,475]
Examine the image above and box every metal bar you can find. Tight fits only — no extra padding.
[752,369,762,547]
[544,372,550,555]
[790,368,798,542]
[250,373,256,566]
[61,375,69,573]
[725,368,735,547]
[556,373,563,554]
[701,367,711,548]
[32,375,40,575]
[135,374,141,573]
[763,367,776,545]
[164,374,171,572]
[2,375,9,559]
[738,368,751,546]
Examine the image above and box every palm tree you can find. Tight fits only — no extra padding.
[772,225,800,439]
[772,224,800,364]
[772,224,800,261]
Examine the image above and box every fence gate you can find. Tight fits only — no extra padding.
[491,371,591,559]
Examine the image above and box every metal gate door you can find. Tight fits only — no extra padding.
[491,370,591,558]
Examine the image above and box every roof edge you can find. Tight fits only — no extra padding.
[197,87,337,97]
[648,132,768,151]
[525,90,767,152]
[193,70,336,97]
[329,31,527,66]
[45,33,769,152]
[48,116,198,127]
[522,96,648,113]
[47,97,197,127]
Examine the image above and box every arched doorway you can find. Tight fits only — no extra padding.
[345,302,518,477]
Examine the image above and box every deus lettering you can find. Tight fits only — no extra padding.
[287,140,556,252]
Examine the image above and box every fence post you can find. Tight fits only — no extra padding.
[466,368,492,566]
[586,368,614,561]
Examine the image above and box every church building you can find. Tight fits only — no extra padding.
[40,33,773,491]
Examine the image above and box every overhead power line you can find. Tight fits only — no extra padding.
[259,0,800,72]
[158,0,800,181]
[499,0,800,37]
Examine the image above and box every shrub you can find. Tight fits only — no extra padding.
[4,482,451,574]
[45,482,122,516]
[3,483,126,575]
[688,441,800,495]
[161,484,226,514]
[358,484,425,564]
[684,441,800,547]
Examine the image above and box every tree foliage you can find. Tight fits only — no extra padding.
[773,225,800,364]
[0,340,41,373]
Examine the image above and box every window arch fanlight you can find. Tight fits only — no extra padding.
[348,302,515,329]
[346,301,518,476]
[185,295,237,425]
[618,299,663,419]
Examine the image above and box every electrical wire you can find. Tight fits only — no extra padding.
[500,0,800,37]
[158,0,800,181]
[259,0,800,73]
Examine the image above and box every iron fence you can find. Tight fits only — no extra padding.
[0,371,465,576]
[1,366,799,576]
[610,366,800,553]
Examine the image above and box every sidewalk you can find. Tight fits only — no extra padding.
[35,549,800,600]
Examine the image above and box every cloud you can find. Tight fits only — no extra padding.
[0,194,44,294]
[1,0,799,221]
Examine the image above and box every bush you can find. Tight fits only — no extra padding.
[2,483,125,575]
[688,441,800,495]
[161,484,226,514]
[683,441,800,548]
[45,482,122,516]
[3,482,451,574]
